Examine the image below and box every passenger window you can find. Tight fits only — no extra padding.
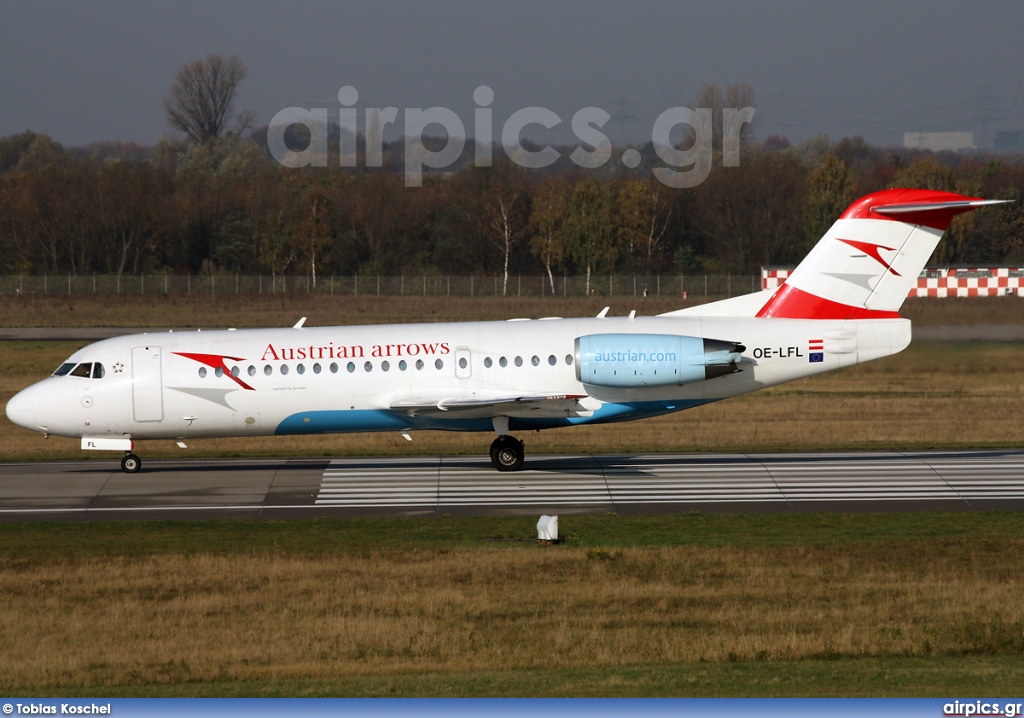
[499,357,508,367]
[297,363,305,375]
[565,354,573,365]
[434,358,443,370]
[514,356,523,367]
[199,367,207,378]
[416,359,424,370]
[248,365,256,376]
[331,362,340,373]
[458,357,467,369]
[70,363,92,378]
[53,363,76,376]
[215,366,224,377]
[347,362,355,373]
[548,355,557,366]
[364,361,373,372]
[281,364,290,376]
[399,360,407,371]
[381,361,390,372]
[264,364,272,376]
[313,363,322,374]
[531,356,539,366]
[231,366,240,377]
[484,357,492,368]
[92,363,105,379]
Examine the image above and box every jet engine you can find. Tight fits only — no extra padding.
[575,334,745,388]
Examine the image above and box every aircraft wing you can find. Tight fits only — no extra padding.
[390,393,588,419]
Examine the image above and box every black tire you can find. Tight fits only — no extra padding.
[490,436,524,472]
[121,453,142,473]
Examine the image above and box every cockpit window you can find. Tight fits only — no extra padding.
[53,362,76,376]
[69,363,93,378]
[55,362,106,378]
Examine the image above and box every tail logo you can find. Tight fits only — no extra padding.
[837,238,901,277]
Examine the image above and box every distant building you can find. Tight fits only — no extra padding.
[903,132,975,152]
[994,131,1023,150]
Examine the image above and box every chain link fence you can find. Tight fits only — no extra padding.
[0,273,761,299]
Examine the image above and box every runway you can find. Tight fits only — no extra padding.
[1,450,1023,522]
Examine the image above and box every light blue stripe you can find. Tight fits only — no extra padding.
[274,401,713,436]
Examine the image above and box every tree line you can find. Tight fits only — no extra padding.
[1,129,1023,291]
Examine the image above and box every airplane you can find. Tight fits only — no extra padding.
[5,188,1009,473]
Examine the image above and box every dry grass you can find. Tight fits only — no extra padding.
[0,294,688,328]
[1,539,1021,692]
[0,293,1021,328]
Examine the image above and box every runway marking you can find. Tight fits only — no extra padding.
[2,452,1023,520]
[315,453,1024,508]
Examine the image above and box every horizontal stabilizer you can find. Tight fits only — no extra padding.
[867,198,1012,229]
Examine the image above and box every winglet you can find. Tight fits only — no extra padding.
[293,317,306,329]
[596,307,610,318]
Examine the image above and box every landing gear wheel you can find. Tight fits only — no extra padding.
[121,453,142,474]
[489,435,524,472]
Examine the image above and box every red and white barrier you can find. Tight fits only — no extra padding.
[762,267,1024,297]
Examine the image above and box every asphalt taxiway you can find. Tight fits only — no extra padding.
[1,450,1023,522]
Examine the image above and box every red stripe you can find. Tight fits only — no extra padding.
[756,284,900,320]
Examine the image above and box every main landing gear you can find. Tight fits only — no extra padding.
[121,452,142,473]
[489,435,524,472]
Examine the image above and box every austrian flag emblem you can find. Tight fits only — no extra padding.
[808,339,823,363]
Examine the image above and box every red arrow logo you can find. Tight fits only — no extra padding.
[837,238,901,276]
[173,352,255,391]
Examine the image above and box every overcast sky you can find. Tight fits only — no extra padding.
[3,0,1023,149]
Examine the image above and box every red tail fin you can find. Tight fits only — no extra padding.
[757,189,1009,320]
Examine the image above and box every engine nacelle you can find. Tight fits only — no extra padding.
[575,334,744,388]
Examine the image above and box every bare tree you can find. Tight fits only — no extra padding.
[295,189,333,288]
[480,163,529,295]
[164,54,248,143]
[694,82,759,151]
[529,175,571,294]
[617,178,672,274]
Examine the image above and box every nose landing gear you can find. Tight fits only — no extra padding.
[489,435,524,471]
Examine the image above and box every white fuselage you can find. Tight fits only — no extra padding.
[6,314,911,442]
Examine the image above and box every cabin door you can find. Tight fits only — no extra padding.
[132,346,164,422]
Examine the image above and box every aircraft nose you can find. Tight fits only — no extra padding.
[6,386,38,430]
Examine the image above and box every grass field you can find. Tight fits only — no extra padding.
[1,513,1023,696]
[0,292,1021,328]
